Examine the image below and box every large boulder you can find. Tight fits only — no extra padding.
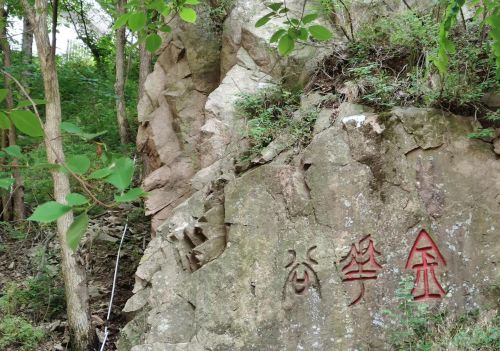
[121,106,499,350]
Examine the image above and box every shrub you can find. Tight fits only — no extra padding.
[0,316,45,350]
[235,86,318,160]
[311,9,499,122]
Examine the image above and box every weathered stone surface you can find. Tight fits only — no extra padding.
[494,137,500,155]
[137,0,332,231]
[122,105,499,350]
[127,1,499,349]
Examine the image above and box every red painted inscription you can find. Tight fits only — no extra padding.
[340,235,383,306]
[405,229,447,301]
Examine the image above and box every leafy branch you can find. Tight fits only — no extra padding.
[113,0,201,53]
[0,70,147,251]
[256,1,333,56]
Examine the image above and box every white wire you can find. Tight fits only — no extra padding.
[99,154,137,351]
[99,222,128,351]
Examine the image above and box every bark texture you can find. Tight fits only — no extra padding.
[21,0,96,349]
[0,7,25,221]
[138,42,152,100]
[115,0,129,144]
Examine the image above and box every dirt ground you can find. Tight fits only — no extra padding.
[0,206,150,350]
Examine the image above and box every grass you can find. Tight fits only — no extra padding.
[384,276,499,350]
[235,86,318,161]
[312,9,498,125]
[0,316,46,351]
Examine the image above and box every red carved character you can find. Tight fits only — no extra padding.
[405,229,447,301]
[340,235,383,306]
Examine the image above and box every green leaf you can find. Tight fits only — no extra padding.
[278,34,295,56]
[0,177,14,190]
[104,157,134,191]
[268,2,282,11]
[302,13,319,24]
[128,12,147,31]
[114,187,147,203]
[113,13,130,29]
[159,24,172,32]
[184,0,200,4]
[15,99,46,109]
[61,121,82,134]
[89,167,112,179]
[3,145,23,159]
[161,5,172,17]
[66,193,89,207]
[66,155,91,175]
[10,110,44,137]
[0,89,8,103]
[308,25,333,41]
[298,27,308,41]
[67,213,89,251]
[255,14,272,27]
[179,7,197,23]
[150,0,166,12]
[0,111,11,129]
[146,33,162,53]
[288,28,299,40]
[61,122,106,141]
[28,201,72,223]
[270,29,286,43]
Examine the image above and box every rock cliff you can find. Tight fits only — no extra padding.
[122,1,499,350]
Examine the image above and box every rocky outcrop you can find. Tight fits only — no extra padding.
[137,0,329,231]
[121,102,500,350]
[125,1,499,350]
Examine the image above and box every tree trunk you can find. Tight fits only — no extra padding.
[138,0,152,100]
[21,16,34,87]
[115,0,129,144]
[0,8,25,221]
[20,0,96,349]
[0,129,10,221]
[138,42,151,99]
[0,4,11,221]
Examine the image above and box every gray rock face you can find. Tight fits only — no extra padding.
[121,104,499,350]
[126,1,499,349]
[137,0,331,231]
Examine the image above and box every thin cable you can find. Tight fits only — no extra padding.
[99,221,128,351]
[99,154,137,351]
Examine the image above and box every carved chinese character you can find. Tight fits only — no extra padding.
[283,246,321,300]
[340,235,382,306]
[405,229,447,301]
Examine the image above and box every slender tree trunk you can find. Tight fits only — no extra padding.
[0,4,11,221]
[115,0,129,144]
[21,16,34,87]
[20,0,96,349]
[0,129,10,221]
[138,0,151,100]
[138,42,151,99]
[0,8,25,221]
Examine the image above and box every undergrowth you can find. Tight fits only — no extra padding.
[0,246,65,322]
[0,316,46,350]
[311,9,499,126]
[235,86,318,161]
[384,276,499,350]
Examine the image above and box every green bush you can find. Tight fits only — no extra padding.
[317,9,498,120]
[0,316,45,350]
[235,86,318,160]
